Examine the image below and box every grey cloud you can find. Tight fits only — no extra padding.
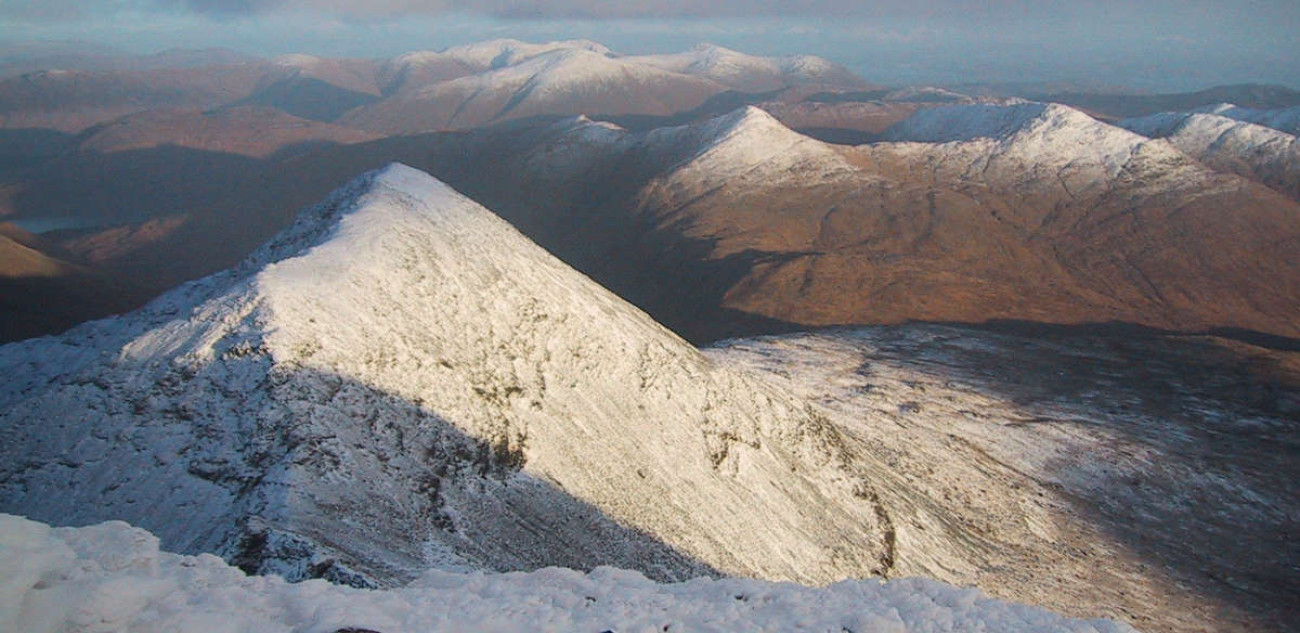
[179,0,282,14]
[0,0,95,21]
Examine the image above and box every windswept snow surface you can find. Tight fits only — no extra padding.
[0,514,1135,633]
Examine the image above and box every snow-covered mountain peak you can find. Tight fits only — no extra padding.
[882,101,1171,159]
[706,104,790,136]
[272,53,324,69]
[643,106,858,191]
[439,38,613,69]
[650,105,816,159]
[681,42,753,66]
[0,163,903,587]
[876,101,1212,195]
[548,114,629,141]
[779,54,836,74]
[626,44,861,91]
[427,47,697,99]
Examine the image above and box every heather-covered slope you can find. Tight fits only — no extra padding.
[423,104,1300,342]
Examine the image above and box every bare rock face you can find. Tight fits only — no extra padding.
[0,164,908,587]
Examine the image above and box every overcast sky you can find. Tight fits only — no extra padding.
[2,1,1297,90]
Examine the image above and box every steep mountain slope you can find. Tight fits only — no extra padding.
[627,44,870,92]
[418,103,1300,342]
[1121,111,1300,200]
[342,49,724,133]
[0,223,145,341]
[0,164,916,588]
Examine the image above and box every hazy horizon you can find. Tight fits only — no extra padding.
[2,2,1298,92]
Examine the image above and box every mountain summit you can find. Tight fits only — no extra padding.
[0,164,903,587]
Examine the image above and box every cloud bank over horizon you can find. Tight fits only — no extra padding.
[1,0,1296,91]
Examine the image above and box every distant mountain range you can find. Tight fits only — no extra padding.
[411,103,1300,343]
[3,62,1298,348]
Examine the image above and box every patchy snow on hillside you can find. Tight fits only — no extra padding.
[0,514,1135,633]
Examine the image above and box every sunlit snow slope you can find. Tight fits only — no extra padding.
[0,164,902,588]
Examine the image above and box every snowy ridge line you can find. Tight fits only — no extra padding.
[1119,110,1300,200]
[626,43,864,91]
[1191,103,1300,135]
[0,514,1136,633]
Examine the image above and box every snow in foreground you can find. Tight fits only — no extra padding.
[1,515,1133,633]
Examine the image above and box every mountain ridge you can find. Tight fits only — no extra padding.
[0,163,911,588]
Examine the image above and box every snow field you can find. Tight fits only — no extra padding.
[0,514,1135,633]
